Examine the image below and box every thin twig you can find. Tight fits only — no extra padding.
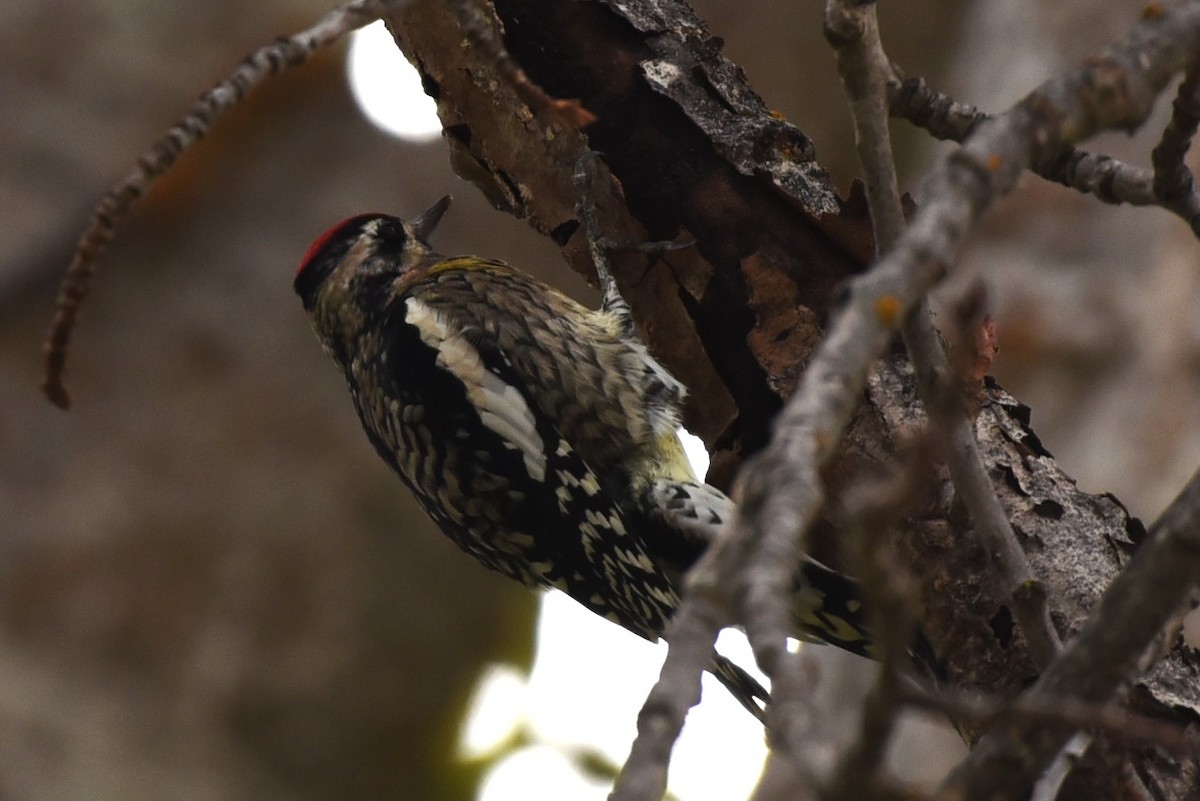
[887,75,984,142]
[902,683,1200,759]
[1151,59,1200,235]
[41,0,389,409]
[609,568,736,801]
[826,3,905,250]
[832,0,1062,682]
[823,450,932,799]
[750,650,825,801]
[819,8,1200,798]
[888,75,1192,217]
[819,5,922,795]
[933,321,1063,668]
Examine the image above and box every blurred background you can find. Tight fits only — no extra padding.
[2,1,1198,799]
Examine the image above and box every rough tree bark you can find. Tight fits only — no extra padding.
[384,1,1200,798]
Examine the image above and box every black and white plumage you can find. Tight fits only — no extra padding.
[294,197,872,718]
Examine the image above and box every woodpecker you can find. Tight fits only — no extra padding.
[294,196,873,718]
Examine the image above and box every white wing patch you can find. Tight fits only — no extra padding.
[405,297,547,482]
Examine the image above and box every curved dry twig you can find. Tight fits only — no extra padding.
[40,0,388,409]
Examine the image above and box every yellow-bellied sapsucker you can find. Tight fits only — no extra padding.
[294,197,872,718]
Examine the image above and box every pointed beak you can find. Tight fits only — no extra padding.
[411,195,453,241]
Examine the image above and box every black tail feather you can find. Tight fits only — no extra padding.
[710,655,769,722]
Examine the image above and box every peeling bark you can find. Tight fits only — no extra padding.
[388,0,873,461]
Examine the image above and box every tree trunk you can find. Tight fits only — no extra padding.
[385,1,1200,798]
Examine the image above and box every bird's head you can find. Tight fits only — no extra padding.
[294,195,452,346]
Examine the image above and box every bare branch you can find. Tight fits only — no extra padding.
[40,0,388,410]
[893,58,1200,241]
[889,75,1177,214]
[609,571,734,801]
[823,450,931,800]
[751,651,827,801]
[822,10,1059,791]
[1151,59,1200,235]
[888,75,985,143]
[825,3,905,251]
[833,0,1064,685]
[820,6,928,794]
[932,322,1063,670]
[788,7,1200,797]
[903,683,1200,760]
